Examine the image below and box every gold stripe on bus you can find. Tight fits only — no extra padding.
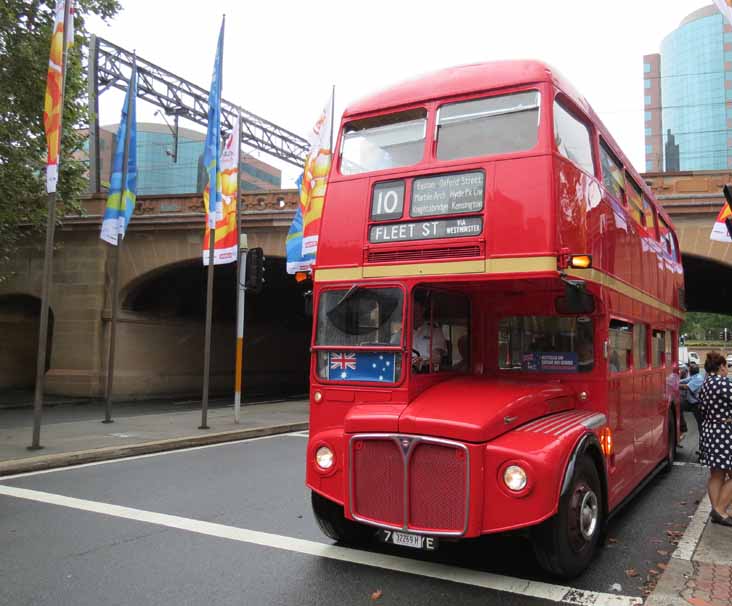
[363,259,486,278]
[316,256,557,281]
[566,268,685,320]
[314,267,363,281]
[485,256,557,274]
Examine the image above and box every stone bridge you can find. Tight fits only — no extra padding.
[0,190,309,398]
[2,171,732,399]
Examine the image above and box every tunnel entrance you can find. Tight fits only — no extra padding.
[118,256,310,400]
[0,295,53,392]
[682,253,732,314]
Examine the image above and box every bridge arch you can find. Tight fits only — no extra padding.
[110,255,310,399]
[0,294,53,392]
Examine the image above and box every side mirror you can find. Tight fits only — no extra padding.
[556,281,595,314]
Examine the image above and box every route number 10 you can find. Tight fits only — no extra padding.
[371,180,405,221]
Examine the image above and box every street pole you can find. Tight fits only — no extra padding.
[201,226,216,429]
[234,110,246,423]
[200,16,225,430]
[87,34,101,194]
[103,57,136,424]
[30,0,73,450]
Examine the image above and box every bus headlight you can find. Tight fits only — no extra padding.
[315,446,334,470]
[503,465,528,491]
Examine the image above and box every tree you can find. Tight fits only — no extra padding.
[0,0,120,281]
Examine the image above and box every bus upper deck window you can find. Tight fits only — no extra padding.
[436,90,540,161]
[340,109,427,176]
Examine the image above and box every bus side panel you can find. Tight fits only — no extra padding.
[489,155,555,257]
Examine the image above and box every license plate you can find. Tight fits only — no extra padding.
[379,530,438,551]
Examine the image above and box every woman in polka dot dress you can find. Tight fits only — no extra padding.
[698,352,732,525]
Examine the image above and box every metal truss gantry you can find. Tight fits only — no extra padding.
[87,35,310,192]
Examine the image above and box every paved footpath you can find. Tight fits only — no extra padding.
[0,398,308,475]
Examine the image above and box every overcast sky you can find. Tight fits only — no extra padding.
[88,0,709,187]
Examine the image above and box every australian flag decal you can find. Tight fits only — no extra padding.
[327,352,396,382]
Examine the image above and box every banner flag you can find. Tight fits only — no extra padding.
[100,65,137,246]
[203,115,239,265]
[43,0,74,194]
[300,90,334,262]
[286,174,311,273]
[203,19,225,231]
[714,0,732,26]
[710,203,732,242]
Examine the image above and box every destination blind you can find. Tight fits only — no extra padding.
[411,170,484,217]
[369,217,483,243]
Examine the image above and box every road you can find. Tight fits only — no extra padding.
[0,422,707,606]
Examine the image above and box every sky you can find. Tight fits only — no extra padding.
[87,0,710,188]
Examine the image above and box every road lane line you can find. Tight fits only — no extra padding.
[672,494,711,561]
[0,484,641,606]
[0,432,301,481]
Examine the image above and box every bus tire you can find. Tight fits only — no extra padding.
[311,491,372,544]
[531,456,603,579]
[662,409,676,473]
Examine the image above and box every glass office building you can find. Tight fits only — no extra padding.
[90,123,281,194]
[644,5,732,172]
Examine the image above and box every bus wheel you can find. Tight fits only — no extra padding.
[662,409,676,473]
[311,491,372,544]
[532,456,603,578]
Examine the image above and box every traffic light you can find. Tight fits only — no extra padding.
[245,247,265,293]
[721,330,726,341]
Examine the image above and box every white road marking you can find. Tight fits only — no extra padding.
[672,494,711,561]
[0,484,641,606]
[0,431,301,481]
[286,431,310,438]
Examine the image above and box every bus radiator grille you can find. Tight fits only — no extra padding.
[366,245,481,264]
[408,442,466,532]
[352,439,404,526]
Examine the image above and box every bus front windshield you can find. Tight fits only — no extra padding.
[340,109,427,176]
[315,287,404,384]
[316,287,403,347]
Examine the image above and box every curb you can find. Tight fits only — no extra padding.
[0,422,309,477]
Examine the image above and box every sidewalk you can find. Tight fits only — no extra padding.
[0,398,309,476]
[648,494,732,606]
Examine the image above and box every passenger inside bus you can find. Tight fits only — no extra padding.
[411,297,447,373]
[408,289,471,374]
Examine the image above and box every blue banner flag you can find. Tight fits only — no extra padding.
[286,173,315,273]
[100,64,137,246]
[203,18,225,229]
[327,352,396,383]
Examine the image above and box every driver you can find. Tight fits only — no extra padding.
[412,298,446,372]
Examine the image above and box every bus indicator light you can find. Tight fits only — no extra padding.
[600,427,614,458]
[569,254,592,269]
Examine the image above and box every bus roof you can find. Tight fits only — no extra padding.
[343,60,582,117]
[343,60,676,230]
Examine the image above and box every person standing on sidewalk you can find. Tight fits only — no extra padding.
[698,352,732,525]
[680,362,704,440]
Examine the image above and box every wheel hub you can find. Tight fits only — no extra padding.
[579,490,599,540]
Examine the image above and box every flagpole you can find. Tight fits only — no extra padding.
[330,85,335,153]
[200,16,225,430]
[30,0,73,450]
[234,109,246,423]
[103,56,136,424]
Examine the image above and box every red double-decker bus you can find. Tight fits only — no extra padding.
[305,61,685,578]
